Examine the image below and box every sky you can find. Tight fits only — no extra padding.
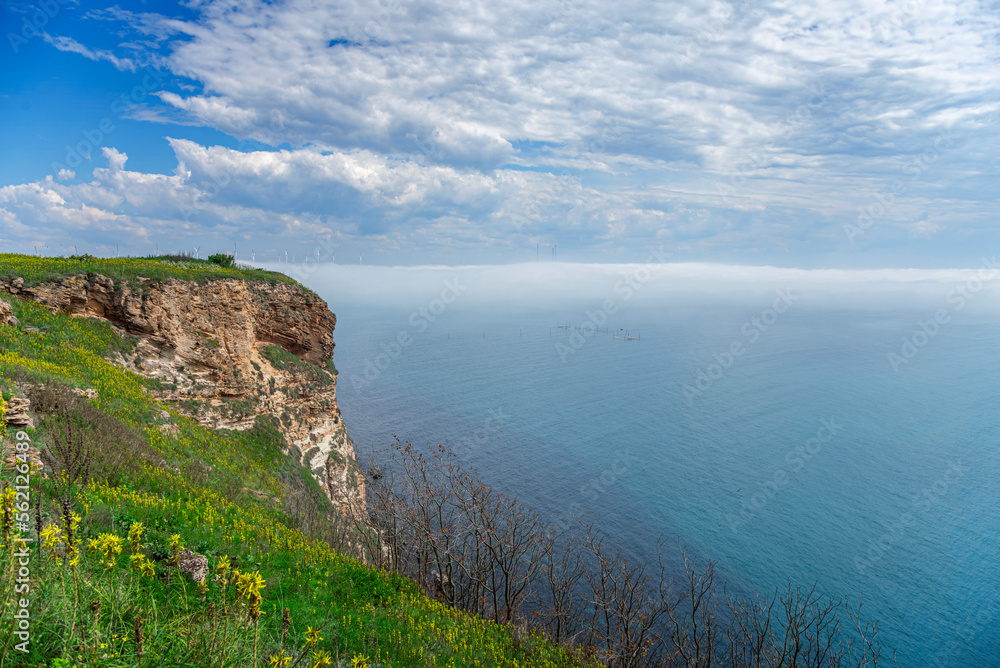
[0,0,998,268]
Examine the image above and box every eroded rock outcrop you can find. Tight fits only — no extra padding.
[1,394,42,472]
[0,273,364,516]
[2,396,34,430]
[177,550,209,582]
[0,298,17,327]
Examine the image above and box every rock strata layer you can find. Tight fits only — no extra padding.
[0,273,364,516]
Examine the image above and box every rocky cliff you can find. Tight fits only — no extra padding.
[0,272,364,516]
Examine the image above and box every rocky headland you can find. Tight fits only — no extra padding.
[0,272,364,516]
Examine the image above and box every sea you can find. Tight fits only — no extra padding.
[298,262,1000,668]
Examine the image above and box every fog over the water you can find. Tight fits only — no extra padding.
[260,261,1000,311]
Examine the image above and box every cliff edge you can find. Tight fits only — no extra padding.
[0,270,364,516]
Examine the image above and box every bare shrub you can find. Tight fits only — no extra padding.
[29,383,157,487]
[363,438,900,668]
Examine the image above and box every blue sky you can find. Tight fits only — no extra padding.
[0,0,998,267]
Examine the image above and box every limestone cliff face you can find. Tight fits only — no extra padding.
[0,273,364,515]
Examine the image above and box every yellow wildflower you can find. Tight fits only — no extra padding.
[304,626,323,647]
[127,521,144,552]
[310,650,333,668]
[129,553,156,578]
[269,653,292,667]
[41,523,63,550]
[216,554,231,578]
[235,570,266,620]
[88,533,124,569]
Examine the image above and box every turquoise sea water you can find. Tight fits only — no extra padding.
[328,295,999,667]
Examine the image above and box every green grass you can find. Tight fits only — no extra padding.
[0,282,587,667]
[260,346,303,372]
[0,253,302,290]
[261,346,332,386]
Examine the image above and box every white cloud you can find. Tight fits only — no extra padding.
[3,141,654,255]
[102,147,128,172]
[42,34,136,72]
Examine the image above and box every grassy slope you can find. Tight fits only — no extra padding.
[0,254,299,290]
[0,256,584,667]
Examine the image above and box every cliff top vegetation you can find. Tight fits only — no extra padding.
[0,253,301,290]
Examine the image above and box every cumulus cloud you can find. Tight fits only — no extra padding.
[166,138,499,212]
[2,138,700,257]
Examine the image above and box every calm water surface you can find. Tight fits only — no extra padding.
[327,297,999,667]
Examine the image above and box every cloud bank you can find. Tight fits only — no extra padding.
[272,259,1000,312]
